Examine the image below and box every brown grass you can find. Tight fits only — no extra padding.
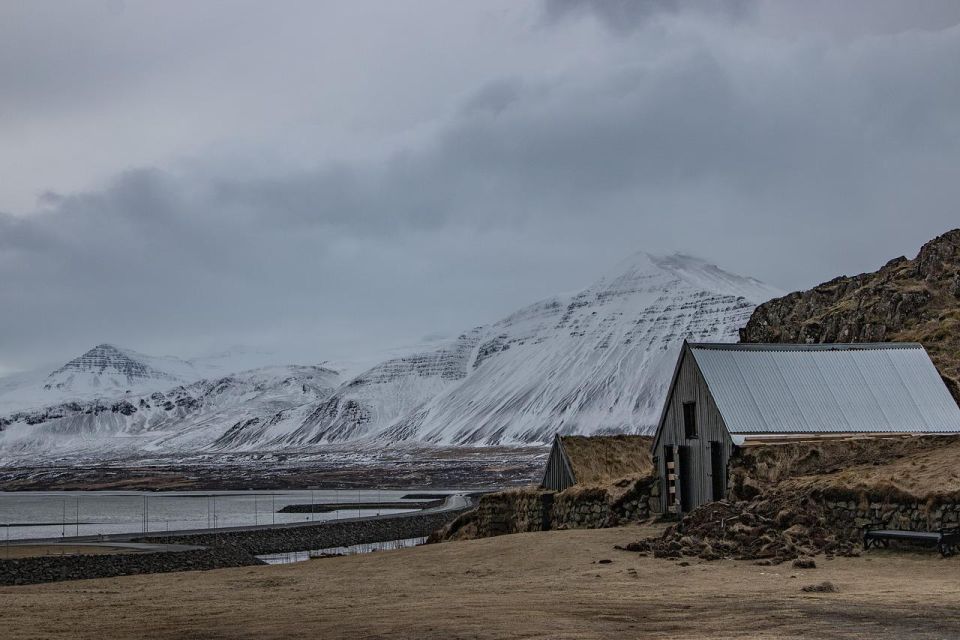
[4,525,960,639]
[783,436,960,502]
[560,435,653,486]
[731,435,960,503]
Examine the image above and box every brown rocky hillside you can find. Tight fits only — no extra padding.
[740,228,960,403]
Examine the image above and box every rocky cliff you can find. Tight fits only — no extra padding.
[740,229,960,402]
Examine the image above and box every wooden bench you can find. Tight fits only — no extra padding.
[863,525,960,556]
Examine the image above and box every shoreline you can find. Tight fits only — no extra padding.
[0,494,475,585]
[0,447,546,492]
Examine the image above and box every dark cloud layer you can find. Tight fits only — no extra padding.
[2,2,960,371]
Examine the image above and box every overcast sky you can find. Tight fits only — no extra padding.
[2,0,960,373]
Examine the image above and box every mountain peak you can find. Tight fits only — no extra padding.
[46,343,178,389]
[89,343,125,356]
[596,250,782,306]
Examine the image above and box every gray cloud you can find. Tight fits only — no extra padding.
[1,2,960,371]
[542,0,752,33]
[543,0,960,36]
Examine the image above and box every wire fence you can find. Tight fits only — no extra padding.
[0,489,451,541]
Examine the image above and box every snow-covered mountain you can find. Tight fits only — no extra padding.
[0,344,198,415]
[44,344,183,393]
[232,252,780,448]
[0,251,781,461]
[0,365,340,461]
[0,343,295,414]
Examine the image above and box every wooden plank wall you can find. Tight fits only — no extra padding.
[654,346,733,513]
[541,436,576,491]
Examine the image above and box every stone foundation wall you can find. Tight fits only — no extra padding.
[436,477,657,541]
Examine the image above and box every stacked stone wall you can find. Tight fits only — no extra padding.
[821,494,960,539]
[435,476,658,541]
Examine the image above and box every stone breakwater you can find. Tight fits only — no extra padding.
[135,507,471,555]
[277,499,443,513]
[0,546,261,587]
[433,477,657,541]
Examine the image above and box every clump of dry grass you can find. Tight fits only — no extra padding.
[729,435,960,501]
[559,435,653,486]
[783,437,960,503]
[728,435,960,505]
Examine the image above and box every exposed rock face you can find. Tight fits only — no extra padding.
[740,229,960,403]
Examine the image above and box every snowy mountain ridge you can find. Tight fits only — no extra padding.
[255,251,780,448]
[0,365,340,461]
[0,251,781,462]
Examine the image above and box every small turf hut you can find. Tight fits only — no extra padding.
[652,341,960,515]
[541,434,653,491]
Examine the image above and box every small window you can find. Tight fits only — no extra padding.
[683,401,698,439]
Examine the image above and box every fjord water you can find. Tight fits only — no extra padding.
[0,489,450,541]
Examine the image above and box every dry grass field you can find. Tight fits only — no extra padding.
[2,524,960,639]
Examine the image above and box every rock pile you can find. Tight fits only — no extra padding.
[620,493,859,563]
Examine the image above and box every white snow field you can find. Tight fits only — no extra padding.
[0,252,780,462]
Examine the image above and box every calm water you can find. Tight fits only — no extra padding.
[0,489,457,541]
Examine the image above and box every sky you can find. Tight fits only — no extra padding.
[2,0,960,373]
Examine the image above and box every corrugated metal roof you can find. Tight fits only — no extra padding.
[689,343,960,434]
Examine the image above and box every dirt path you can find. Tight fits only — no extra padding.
[2,524,959,639]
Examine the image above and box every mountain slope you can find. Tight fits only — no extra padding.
[221,252,781,448]
[740,228,960,403]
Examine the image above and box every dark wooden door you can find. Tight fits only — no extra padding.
[710,441,725,501]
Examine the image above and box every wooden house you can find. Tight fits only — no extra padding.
[652,342,960,514]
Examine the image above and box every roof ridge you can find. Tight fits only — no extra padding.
[690,342,924,352]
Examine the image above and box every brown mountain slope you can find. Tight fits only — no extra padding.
[740,228,960,403]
